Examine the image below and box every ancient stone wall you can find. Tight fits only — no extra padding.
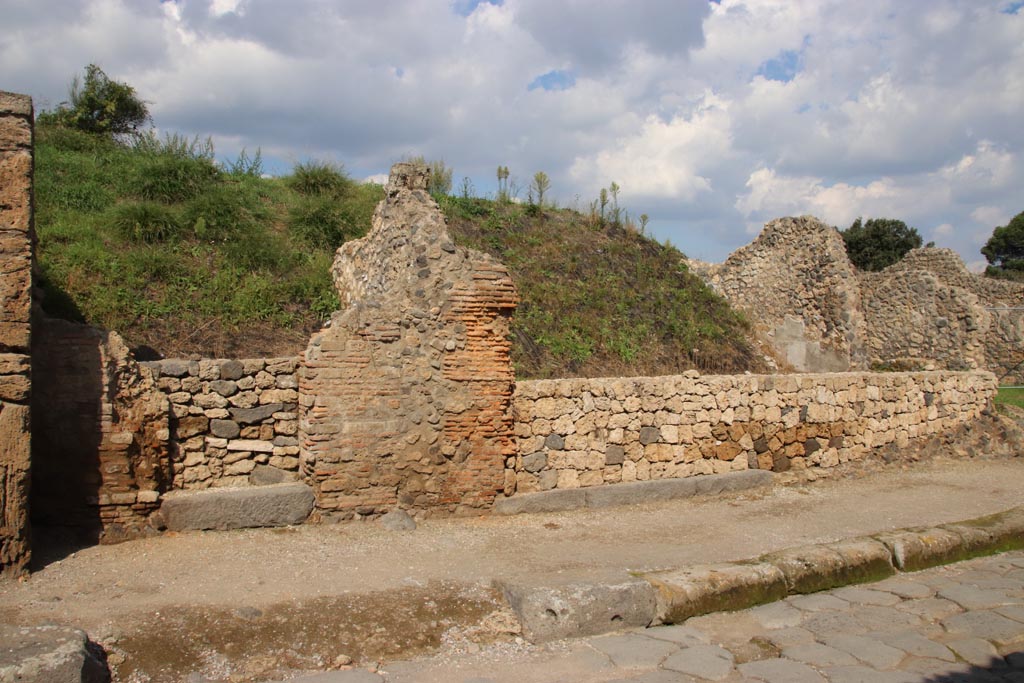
[32,319,170,542]
[143,357,300,488]
[695,216,867,372]
[299,163,518,519]
[696,217,1024,381]
[0,92,33,576]
[860,249,1024,383]
[509,370,995,493]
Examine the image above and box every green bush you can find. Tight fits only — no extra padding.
[288,197,348,249]
[182,181,262,241]
[131,154,221,203]
[110,201,182,243]
[288,161,353,197]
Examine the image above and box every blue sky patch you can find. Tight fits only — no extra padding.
[451,0,503,17]
[1002,1,1024,14]
[528,69,576,92]
[757,49,802,82]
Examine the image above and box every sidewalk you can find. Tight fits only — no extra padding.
[0,455,1022,682]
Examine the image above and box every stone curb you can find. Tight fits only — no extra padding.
[492,470,773,516]
[504,504,1024,642]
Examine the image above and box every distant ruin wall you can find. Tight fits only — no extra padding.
[0,92,33,576]
[696,216,1024,381]
[32,319,171,542]
[143,357,300,488]
[299,163,518,519]
[509,370,995,493]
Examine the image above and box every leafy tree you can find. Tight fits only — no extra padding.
[840,217,923,271]
[530,171,550,207]
[39,64,149,138]
[496,165,510,202]
[982,210,1024,280]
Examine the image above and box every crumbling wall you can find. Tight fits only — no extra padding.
[32,319,170,542]
[0,92,33,576]
[143,357,300,488]
[697,216,867,372]
[860,248,1024,382]
[299,163,518,519]
[697,218,1024,380]
[510,370,995,493]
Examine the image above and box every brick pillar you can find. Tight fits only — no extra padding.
[300,163,518,519]
[0,92,33,577]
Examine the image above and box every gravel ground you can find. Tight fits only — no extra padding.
[0,455,1021,681]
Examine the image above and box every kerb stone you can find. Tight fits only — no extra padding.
[498,576,657,642]
[646,562,788,624]
[160,482,314,531]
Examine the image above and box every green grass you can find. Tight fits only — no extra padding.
[35,123,763,375]
[440,197,761,378]
[34,123,379,357]
[995,387,1024,409]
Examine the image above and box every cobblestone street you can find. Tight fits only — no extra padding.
[321,551,1024,683]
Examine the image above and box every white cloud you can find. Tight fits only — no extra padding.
[1,0,1022,264]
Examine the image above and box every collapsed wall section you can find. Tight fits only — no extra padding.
[299,163,518,519]
[510,370,995,493]
[860,248,1024,382]
[32,320,170,542]
[0,92,33,576]
[696,216,867,372]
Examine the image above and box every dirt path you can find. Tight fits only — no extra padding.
[0,456,1021,681]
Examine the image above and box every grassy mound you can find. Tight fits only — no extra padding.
[34,124,763,377]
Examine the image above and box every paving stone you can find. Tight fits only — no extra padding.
[822,633,905,669]
[942,610,1024,647]
[871,630,955,662]
[606,671,699,683]
[787,593,849,612]
[781,642,858,667]
[939,585,1019,610]
[848,604,924,632]
[945,637,1002,667]
[900,655,974,677]
[895,596,964,620]
[661,645,735,680]
[745,601,804,629]
[736,657,825,682]
[0,624,108,683]
[821,665,921,683]
[643,624,710,647]
[996,605,1024,624]
[870,578,935,600]
[588,633,679,669]
[798,610,868,636]
[830,586,903,606]
[761,627,815,649]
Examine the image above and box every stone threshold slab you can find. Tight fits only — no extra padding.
[492,469,773,516]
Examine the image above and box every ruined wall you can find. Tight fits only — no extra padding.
[860,249,1024,383]
[696,216,867,372]
[510,370,995,493]
[300,163,518,519]
[143,357,300,488]
[0,92,33,576]
[696,217,1024,381]
[32,319,170,542]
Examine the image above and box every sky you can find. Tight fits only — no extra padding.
[2,0,1022,268]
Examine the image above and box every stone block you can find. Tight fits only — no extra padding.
[874,526,968,572]
[498,576,656,642]
[0,624,108,683]
[763,538,893,595]
[160,482,315,531]
[646,562,788,624]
